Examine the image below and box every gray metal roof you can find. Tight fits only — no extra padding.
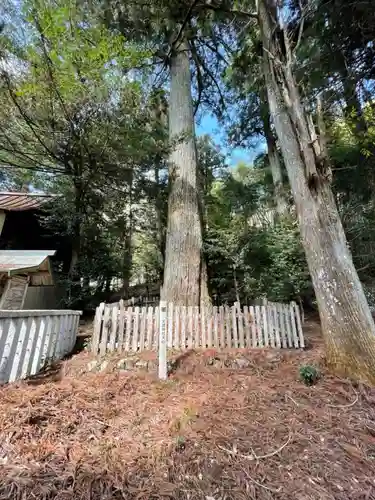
[0,250,56,274]
[0,192,55,211]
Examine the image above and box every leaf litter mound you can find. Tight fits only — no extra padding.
[1,321,375,499]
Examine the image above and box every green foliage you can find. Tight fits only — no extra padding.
[205,159,312,304]
[299,365,320,386]
[244,219,312,303]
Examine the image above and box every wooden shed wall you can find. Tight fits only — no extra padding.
[23,286,64,310]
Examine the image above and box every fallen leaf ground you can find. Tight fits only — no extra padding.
[0,320,375,499]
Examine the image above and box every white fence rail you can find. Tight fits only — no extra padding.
[92,301,304,355]
[0,310,81,384]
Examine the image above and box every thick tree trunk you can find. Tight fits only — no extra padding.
[161,38,210,307]
[259,0,375,384]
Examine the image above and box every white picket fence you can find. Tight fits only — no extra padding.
[0,310,82,384]
[92,300,304,355]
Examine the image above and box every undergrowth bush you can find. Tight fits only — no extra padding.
[299,365,320,386]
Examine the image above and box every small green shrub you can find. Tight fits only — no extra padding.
[299,365,320,386]
[175,435,186,451]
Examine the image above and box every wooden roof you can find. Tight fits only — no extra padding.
[0,192,55,211]
[0,250,56,275]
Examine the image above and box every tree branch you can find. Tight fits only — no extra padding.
[203,4,257,19]
[1,73,63,164]
[194,47,226,111]
[190,39,204,115]
[173,0,200,47]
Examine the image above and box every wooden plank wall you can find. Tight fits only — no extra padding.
[93,300,305,355]
[0,310,81,384]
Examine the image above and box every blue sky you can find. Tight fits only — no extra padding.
[196,113,265,167]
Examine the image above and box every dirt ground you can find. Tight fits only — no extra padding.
[0,320,375,499]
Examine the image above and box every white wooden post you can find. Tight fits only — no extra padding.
[158,301,167,380]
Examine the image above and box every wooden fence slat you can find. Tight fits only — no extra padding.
[15,316,38,380]
[64,315,72,354]
[109,304,118,352]
[243,306,250,348]
[224,306,231,348]
[147,306,154,349]
[100,305,110,355]
[213,306,219,348]
[49,315,60,361]
[250,306,256,347]
[92,302,104,354]
[56,315,66,359]
[181,307,187,349]
[284,304,293,348]
[262,305,269,347]
[54,316,65,357]
[124,307,132,351]
[207,308,213,348]
[159,301,167,379]
[237,303,245,348]
[118,300,125,351]
[26,316,43,377]
[73,315,80,350]
[6,318,26,384]
[139,307,147,351]
[289,302,298,347]
[255,305,262,347]
[201,306,206,349]
[219,305,225,348]
[174,306,180,349]
[40,316,53,368]
[273,305,281,348]
[132,307,140,351]
[0,318,14,383]
[194,306,200,348]
[168,303,174,348]
[292,302,305,349]
[282,304,298,347]
[31,316,48,375]
[277,303,287,348]
[20,316,38,379]
[267,306,275,348]
[187,306,194,349]
[13,316,33,381]
[232,304,238,348]
[154,306,159,350]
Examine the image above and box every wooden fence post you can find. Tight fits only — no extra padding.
[159,301,167,380]
[92,302,104,354]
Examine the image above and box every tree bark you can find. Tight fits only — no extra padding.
[122,227,132,295]
[154,162,166,280]
[261,104,288,215]
[68,175,83,278]
[122,174,133,296]
[258,0,375,384]
[161,37,210,307]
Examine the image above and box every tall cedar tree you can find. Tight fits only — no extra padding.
[258,0,375,384]
[102,0,236,306]
[163,37,210,306]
